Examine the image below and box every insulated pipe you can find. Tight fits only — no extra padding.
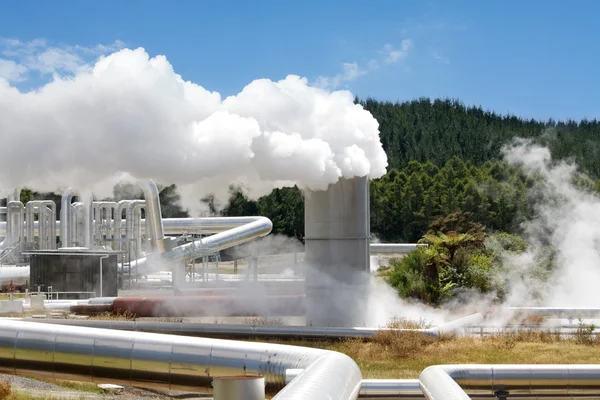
[419,364,600,400]
[167,217,273,263]
[5,188,21,247]
[7,202,24,245]
[286,372,423,398]
[113,200,133,252]
[126,201,145,256]
[129,217,273,274]
[139,180,166,253]
[0,218,421,253]
[60,189,74,247]
[369,244,426,254]
[81,193,93,248]
[19,313,484,339]
[71,202,84,246]
[25,201,56,249]
[0,319,362,399]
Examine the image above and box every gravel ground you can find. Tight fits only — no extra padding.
[0,374,213,399]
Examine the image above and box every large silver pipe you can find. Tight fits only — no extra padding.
[161,216,273,265]
[81,193,93,248]
[139,180,166,253]
[4,188,21,247]
[71,201,83,247]
[6,201,24,245]
[126,217,274,274]
[287,372,423,398]
[113,200,132,252]
[0,319,362,399]
[0,217,420,252]
[126,201,145,254]
[25,200,56,249]
[419,364,600,400]
[60,188,74,247]
[0,216,269,237]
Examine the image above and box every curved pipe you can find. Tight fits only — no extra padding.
[60,188,74,247]
[0,319,362,399]
[419,364,600,400]
[139,180,166,253]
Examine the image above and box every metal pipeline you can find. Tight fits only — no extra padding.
[60,188,74,247]
[419,364,600,400]
[139,180,166,253]
[6,201,24,245]
[17,313,483,339]
[0,318,362,399]
[369,244,426,254]
[80,193,94,248]
[127,216,273,274]
[0,219,420,254]
[287,371,423,398]
[25,200,56,249]
[126,200,145,257]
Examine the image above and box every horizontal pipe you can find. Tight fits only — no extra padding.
[0,217,269,237]
[0,319,362,399]
[419,364,600,400]
[506,307,600,318]
[369,243,426,254]
[0,219,420,253]
[16,313,483,339]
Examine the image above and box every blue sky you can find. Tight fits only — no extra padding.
[0,0,598,121]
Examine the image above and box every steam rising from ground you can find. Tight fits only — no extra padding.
[367,139,600,327]
[0,47,387,213]
[500,139,600,308]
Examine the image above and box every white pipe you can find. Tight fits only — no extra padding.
[419,364,600,400]
[60,189,74,247]
[0,319,362,399]
[369,243,426,254]
[139,180,166,253]
[81,193,93,249]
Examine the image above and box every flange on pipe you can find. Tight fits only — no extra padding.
[212,376,265,400]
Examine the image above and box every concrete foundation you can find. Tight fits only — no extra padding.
[304,176,370,327]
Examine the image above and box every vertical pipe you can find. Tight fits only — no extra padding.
[60,189,73,247]
[81,193,94,249]
[114,200,132,252]
[7,188,21,245]
[139,180,166,253]
[126,201,145,257]
[133,203,145,257]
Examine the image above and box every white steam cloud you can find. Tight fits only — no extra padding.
[0,47,387,213]
[500,138,600,308]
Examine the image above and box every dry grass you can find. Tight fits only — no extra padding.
[260,327,600,379]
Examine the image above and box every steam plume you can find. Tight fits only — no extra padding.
[0,47,387,213]
[500,138,600,308]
